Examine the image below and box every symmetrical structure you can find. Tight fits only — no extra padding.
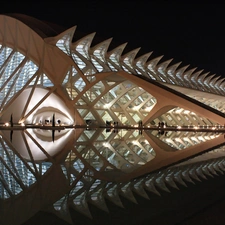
[0,14,225,225]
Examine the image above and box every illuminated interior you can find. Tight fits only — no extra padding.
[1,14,225,225]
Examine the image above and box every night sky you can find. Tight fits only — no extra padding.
[1,2,225,78]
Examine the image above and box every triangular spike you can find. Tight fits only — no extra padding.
[134,51,153,65]
[89,195,109,212]
[182,169,195,184]
[215,77,225,88]
[91,37,113,50]
[91,37,113,61]
[164,174,179,189]
[198,72,210,81]
[202,165,213,177]
[176,64,190,79]
[157,58,174,79]
[167,61,182,75]
[157,58,173,72]
[189,167,202,182]
[132,180,150,199]
[119,183,138,204]
[146,55,164,72]
[71,32,96,59]
[173,170,188,187]
[105,184,124,208]
[204,74,215,83]
[45,26,77,45]
[190,69,204,82]
[144,176,161,196]
[107,43,128,67]
[196,165,208,180]
[183,67,197,79]
[121,47,141,59]
[155,175,171,192]
[107,42,128,56]
[121,47,141,70]
[72,32,96,46]
[209,74,219,86]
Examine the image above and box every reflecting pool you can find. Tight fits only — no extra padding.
[1,124,225,224]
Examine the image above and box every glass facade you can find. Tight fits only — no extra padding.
[1,14,225,225]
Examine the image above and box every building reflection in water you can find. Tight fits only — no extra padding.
[1,126,225,224]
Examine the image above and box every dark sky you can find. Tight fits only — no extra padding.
[1,2,225,77]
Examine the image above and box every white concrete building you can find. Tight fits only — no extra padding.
[0,14,225,225]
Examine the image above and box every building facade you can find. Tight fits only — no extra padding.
[0,14,225,225]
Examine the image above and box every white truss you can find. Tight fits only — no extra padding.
[0,14,225,225]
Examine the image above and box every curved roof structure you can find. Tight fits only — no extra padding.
[0,14,225,225]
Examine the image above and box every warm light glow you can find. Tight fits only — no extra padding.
[133,106,139,111]
[132,140,138,145]
[103,142,110,147]
[104,103,111,109]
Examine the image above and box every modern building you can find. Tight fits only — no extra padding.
[1,14,225,225]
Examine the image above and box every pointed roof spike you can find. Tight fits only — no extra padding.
[157,58,173,74]
[72,32,96,48]
[198,72,210,89]
[121,47,141,68]
[219,79,225,89]
[183,68,198,87]
[215,77,225,88]
[146,55,164,72]
[175,64,190,81]
[190,69,204,82]
[157,58,173,68]
[106,42,128,65]
[91,37,113,53]
[183,67,197,79]
[209,74,220,86]
[204,74,215,84]
[199,72,210,79]
[166,61,182,76]
[91,37,113,62]
[198,72,209,84]
[207,74,221,94]
[107,42,128,56]
[71,32,96,58]
[45,26,77,45]
[134,51,153,66]
[122,47,141,60]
